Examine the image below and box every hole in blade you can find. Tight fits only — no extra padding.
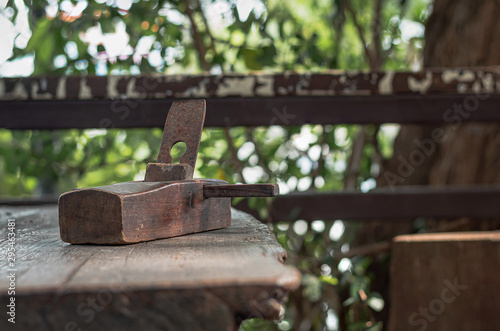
[171,141,187,163]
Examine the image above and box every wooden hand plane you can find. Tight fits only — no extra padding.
[58,99,278,244]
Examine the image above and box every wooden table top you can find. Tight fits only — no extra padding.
[0,205,300,330]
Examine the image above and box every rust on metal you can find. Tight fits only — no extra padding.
[144,163,194,182]
[156,99,206,168]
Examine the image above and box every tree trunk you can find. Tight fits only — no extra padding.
[424,0,500,195]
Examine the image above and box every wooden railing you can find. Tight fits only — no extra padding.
[2,67,500,221]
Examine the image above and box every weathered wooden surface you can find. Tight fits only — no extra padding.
[388,232,500,331]
[1,68,498,100]
[59,179,232,244]
[0,205,300,330]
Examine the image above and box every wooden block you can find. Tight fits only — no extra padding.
[388,232,500,330]
[59,179,231,244]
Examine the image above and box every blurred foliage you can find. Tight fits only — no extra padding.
[0,0,430,329]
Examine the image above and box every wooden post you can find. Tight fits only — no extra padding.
[388,232,500,330]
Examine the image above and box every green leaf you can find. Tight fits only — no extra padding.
[320,275,339,286]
